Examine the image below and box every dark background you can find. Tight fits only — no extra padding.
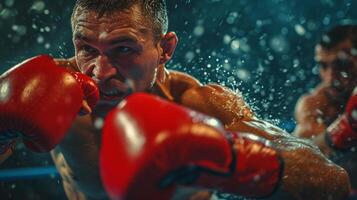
[0,0,356,199]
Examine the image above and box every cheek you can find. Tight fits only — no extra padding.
[128,61,157,83]
[129,56,159,91]
[142,55,159,81]
[127,52,159,80]
[75,56,86,72]
[320,69,332,81]
[75,55,94,74]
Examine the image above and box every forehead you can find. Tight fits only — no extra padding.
[315,40,353,62]
[72,5,152,36]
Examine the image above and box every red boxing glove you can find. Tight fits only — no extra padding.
[70,71,99,115]
[0,55,99,152]
[326,88,357,150]
[100,93,283,200]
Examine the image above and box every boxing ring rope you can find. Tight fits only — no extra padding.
[0,166,59,181]
[0,120,296,181]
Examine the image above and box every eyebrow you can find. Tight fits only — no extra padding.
[74,33,138,45]
[108,36,138,45]
[74,33,91,42]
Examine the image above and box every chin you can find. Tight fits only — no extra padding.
[99,96,124,107]
[93,105,117,118]
[92,97,124,117]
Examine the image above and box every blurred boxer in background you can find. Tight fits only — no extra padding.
[294,23,357,197]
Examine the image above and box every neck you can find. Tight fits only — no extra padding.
[156,64,168,84]
[152,67,174,101]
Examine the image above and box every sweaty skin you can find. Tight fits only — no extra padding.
[294,39,357,190]
[294,84,357,189]
[294,85,342,140]
[55,5,349,200]
[51,67,350,200]
[2,4,350,200]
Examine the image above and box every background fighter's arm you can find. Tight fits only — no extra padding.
[293,95,327,138]
[313,88,357,158]
[180,84,350,200]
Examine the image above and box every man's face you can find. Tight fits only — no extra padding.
[315,40,357,98]
[72,5,163,115]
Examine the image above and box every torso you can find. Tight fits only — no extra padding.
[51,115,107,200]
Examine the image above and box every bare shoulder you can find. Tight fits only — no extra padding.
[169,70,202,86]
[180,82,253,127]
[294,85,331,123]
[295,93,317,115]
[298,86,326,109]
[164,70,202,102]
[293,86,328,137]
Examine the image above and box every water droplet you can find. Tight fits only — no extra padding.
[31,1,45,12]
[193,25,204,37]
[94,117,104,130]
[294,24,306,36]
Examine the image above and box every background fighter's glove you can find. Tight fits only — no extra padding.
[326,87,357,150]
[0,55,99,153]
[100,93,283,200]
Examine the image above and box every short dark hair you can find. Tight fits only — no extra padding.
[71,0,168,39]
[318,23,357,50]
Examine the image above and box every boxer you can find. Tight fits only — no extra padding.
[1,1,351,199]
[294,24,357,197]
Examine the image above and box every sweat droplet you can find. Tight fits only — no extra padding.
[351,109,357,121]
[94,117,104,130]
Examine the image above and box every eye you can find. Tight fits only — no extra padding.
[80,45,98,54]
[317,61,328,69]
[333,58,353,69]
[114,46,133,54]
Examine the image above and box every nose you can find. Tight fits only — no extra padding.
[92,55,117,83]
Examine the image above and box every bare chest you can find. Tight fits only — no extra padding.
[51,116,108,199]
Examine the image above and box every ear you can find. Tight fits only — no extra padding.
[159,32,178,64]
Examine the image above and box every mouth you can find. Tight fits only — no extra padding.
[94,77,133,104]
[100,89,128,101]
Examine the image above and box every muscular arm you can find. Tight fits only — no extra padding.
[180,84,350,200]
